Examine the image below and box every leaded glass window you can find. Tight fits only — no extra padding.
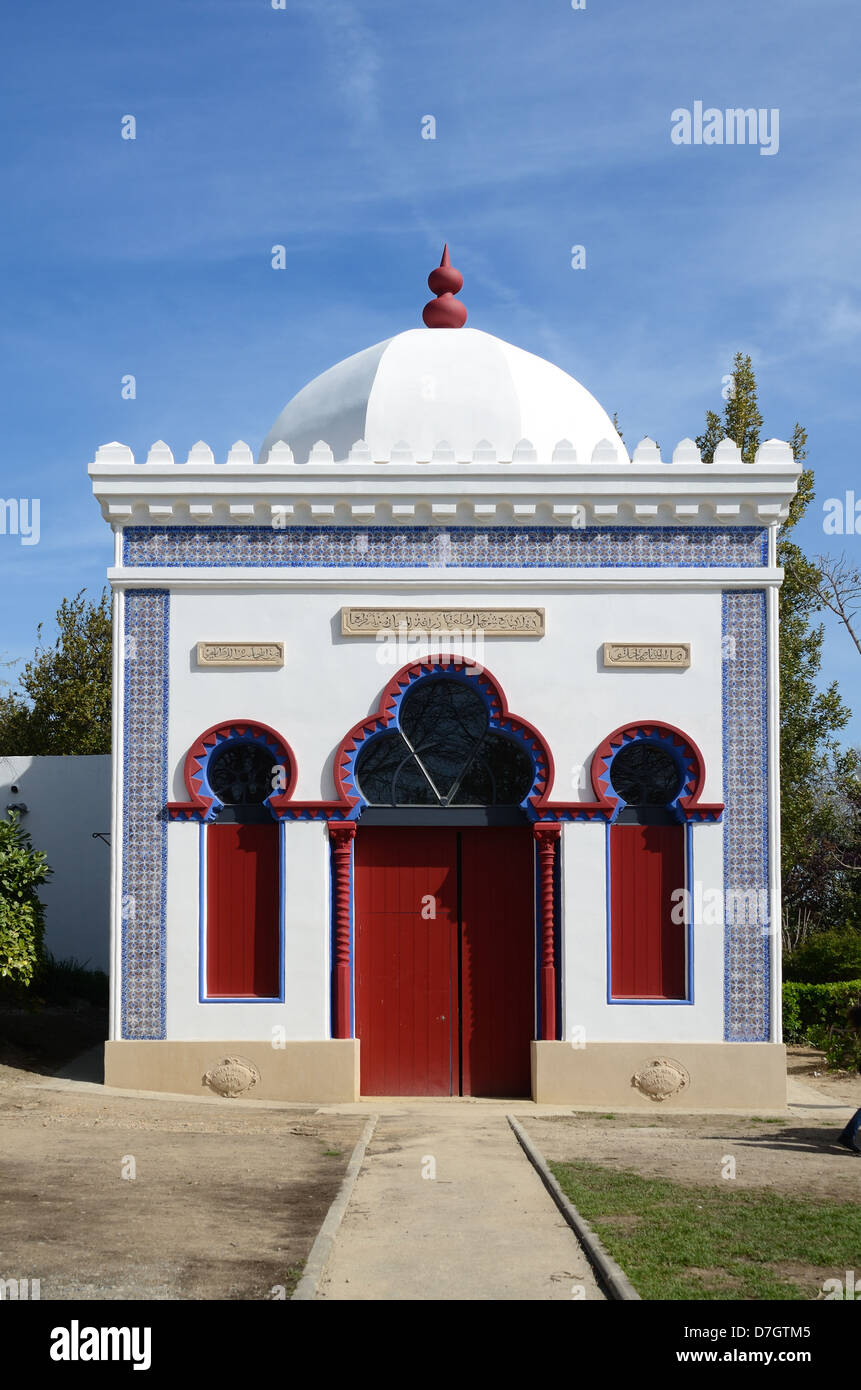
[355,678,534,807]
[208,741,275,806]
[609,741,683,808]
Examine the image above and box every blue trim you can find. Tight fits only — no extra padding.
[605,819,694,1006]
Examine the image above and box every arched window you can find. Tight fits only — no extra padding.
[606,736,689,1002]
[197,727,287,1001]
[354,677,534,808]
[208,740,278,815]
[608,741,684,823]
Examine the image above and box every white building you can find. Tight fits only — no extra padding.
[90,250,798,1107]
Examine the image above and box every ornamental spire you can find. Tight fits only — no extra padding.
[422,243,467,328]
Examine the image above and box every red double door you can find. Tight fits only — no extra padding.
[355,827,535,1097]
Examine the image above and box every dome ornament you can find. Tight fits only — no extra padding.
[422,243,467,328]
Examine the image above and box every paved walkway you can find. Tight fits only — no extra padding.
[786,1073,856,1119]
[315,1101,605,1301]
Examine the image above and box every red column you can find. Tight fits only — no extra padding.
[534,824,561,1042]
[329,823,356,1039]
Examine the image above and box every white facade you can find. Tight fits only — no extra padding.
[90,291,799,1106]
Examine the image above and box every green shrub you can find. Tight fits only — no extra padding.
[783,980,861,1071]
[0,811,51,985]
[782,983,801,1040]
[784,926,861,983]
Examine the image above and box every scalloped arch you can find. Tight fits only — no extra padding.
[167,719,297,822]
[589,720,709,820]
[333,656,554,816]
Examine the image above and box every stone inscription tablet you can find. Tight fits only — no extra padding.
[340,607,545,636]
[602,642,690,669]
[196,642,285,668]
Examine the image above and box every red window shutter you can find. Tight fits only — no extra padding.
[206,823,280,998]
[610,824,686,999]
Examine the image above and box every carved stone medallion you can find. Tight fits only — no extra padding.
[202,1056,261,1098]
[631,1057,690,1102]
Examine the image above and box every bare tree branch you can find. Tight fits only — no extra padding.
[810,553,861,657]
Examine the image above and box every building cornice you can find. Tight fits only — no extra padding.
[89,436,801,529]
[107,565,784,592]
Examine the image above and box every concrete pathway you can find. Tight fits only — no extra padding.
[315,1101,605,1301]
[786,1073,857,1120]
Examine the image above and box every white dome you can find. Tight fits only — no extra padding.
[259,327,624,464]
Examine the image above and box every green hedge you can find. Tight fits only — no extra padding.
[783,980,861,1070]
[783,927,861,983]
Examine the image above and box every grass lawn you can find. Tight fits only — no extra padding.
[550,1159,861,1300]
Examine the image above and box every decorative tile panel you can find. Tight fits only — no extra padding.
[123,525,768,570]
[722,591,770,1041]
[122,590,169,1039]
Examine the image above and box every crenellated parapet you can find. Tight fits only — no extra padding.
[90,433,800,528]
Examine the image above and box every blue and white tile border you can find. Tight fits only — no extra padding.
[721,590,770,1041]
[121,589,169,1040]
[123,524,768,570]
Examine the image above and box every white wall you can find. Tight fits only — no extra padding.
[159,580,727,1041]
[165,818,330,1040]
[560,819,725,1043]
[0,755,111,971]
[165,584,724,805]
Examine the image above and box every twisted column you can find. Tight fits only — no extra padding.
[534,824,561,1041]
[329,823,356,1039]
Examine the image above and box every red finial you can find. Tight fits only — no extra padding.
[422,244,467,327]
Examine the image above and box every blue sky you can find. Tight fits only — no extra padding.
[1,0,859,739]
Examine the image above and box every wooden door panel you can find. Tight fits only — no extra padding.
[355,828,458,1095]
[610,824,686,999]
[460,828,535,1098]
[206,823,280,998]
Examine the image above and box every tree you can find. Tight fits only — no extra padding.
[697,354,857,934]
[0,811,51,985]
[807,554,861,659]
[0,590,111,755]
